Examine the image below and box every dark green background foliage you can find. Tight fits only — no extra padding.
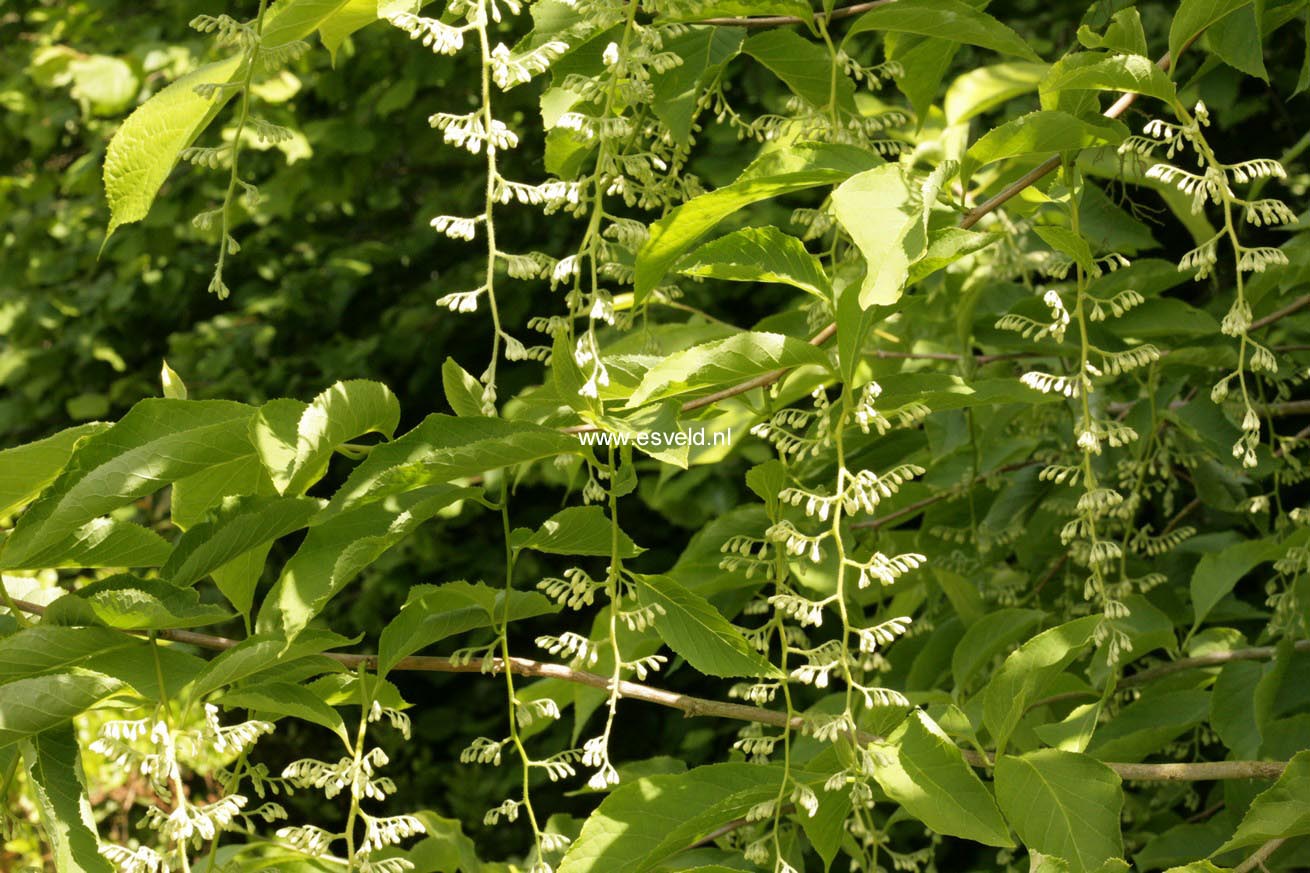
[2,0,1310,871]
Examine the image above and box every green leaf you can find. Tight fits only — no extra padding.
[874,373,1060,413]
[261,0,354,49]
[274,380,401,495]
[745,459,787,515]
[518,506,644,558]
[873,711,1015,847]
[649,25,745,145]
[1210,661,1265,759]
[633,143,881,303]
[161,494,322,590]
[659,0,812,20]
[317,0,380,65]
[1035,224,1097,273]
[886,34,960,123]
[945,62,1049,126]
[0,670,123,749]
[219,681,349,743]
[20,727,114,873]
[68,55,139,117]
[1040,53,1177,107]
[1077,8,1148,56]
[1112,298,1220,338]
[635,574,779,678]
[0,424,105,517]
[963,111,1126,181]
[171,453,273,531]
[1213,750,1310,853]
[1190,536,1284,631]
[743,29,856,113]
[799,753,852,867]
[251,398,305,497]
[1298,14,1310,97]
[442,358,485,417]
[951,608,1045,692]
[0,626,142,684]
[1169,0,1255,65]
[4,517,173,571]
[256,484,474,641]
[44,576,232,630]
[831,164,927,308]
[159,359,188,400]
[907,228,1001,285]
[834,260,876,382]
[103,55,244,236]
[676,226,831,299]
[843,0,1041,61]
[326,415,580,517]
[1033,702,1102,753]
[1086,690,1210,762]
[1162,863,1227,873]
[378,580,559,676]
[933,567,986,626]
[186,629,356,700]
[92,646,206,703]
[625,331,830,408]
[994,749,1124,872]
[558,762,781,873]
[983,616,1100,755]
[0,399,256,569]
[1206,4,1268,81]
[400,810,485,873]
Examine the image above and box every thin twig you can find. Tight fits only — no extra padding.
[1186,801,1225,823]
[1233,837,1287,873]
[689,803,796,849]
[1160,497,1201,535]
[1033,553,1069,595]
[960,45,1187,228]
[1263,400,1310,417]
[4,598,1291,782]
[850,461,1038,529]
[1251,293,1310,331]
[1119,639,1310,688]
[695,0,890,28]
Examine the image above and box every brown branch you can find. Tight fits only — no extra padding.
[1263,400,1310,417]
[695,0,891,28]
[1187,801,1225,824]
[1251,293,1310,331]
[1119,639,1310,688]
[690,803,796,850]
[1033,553,1070,595]
[960,47,1184,228]
[4,598,1290,782]
[864,348,1037,361]
[1161,497,1201,536]
[1233,837,1287,873]
[850,461,1038,530]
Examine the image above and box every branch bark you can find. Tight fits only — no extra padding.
[1233,837,1287,873]
[1251,293,1310,331]
[1118,639,1310,688]
[694,0,891,28]
[850,460,1038,529]
[5,597,1291,783]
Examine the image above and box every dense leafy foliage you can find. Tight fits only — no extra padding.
[3,1,1310,872]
